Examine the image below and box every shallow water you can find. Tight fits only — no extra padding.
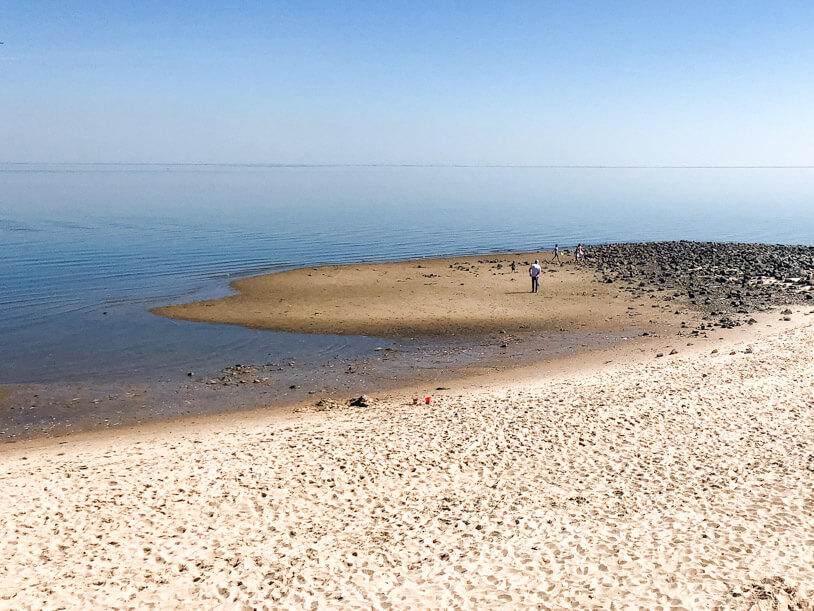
[1,163,813,383]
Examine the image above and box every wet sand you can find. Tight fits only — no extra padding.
[1,307,812,608]
[0,326,641,442]
[152,253,649,337]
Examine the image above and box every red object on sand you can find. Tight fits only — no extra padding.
[425,397,431,404]
[413,398,419,404]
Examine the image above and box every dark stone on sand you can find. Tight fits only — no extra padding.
[349,395,372,407]
[587,241,814,324]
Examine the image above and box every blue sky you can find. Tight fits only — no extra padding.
[1,1,813,165]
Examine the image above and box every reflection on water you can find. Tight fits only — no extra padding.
[1,164,812,383]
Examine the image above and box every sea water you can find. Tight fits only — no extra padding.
[1,163,813,383]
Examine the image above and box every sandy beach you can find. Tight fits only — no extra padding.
[2,304,812,608]
[7,0,814,604]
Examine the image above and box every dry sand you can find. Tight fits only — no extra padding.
[152,254,652,337]
[2,308,813,609]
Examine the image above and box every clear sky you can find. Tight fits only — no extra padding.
[2,1,813,165]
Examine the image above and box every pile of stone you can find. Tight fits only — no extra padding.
[588,242,814,323]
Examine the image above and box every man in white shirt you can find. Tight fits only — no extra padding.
[529,259,542,293]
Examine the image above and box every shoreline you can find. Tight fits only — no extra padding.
[0,326,661,445]
[6,240,814,444]
[4,302,800,455]
[5,248,687,443]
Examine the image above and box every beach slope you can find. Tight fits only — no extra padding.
[2,309,813,608]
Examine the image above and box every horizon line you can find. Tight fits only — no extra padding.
[2,162,814,170]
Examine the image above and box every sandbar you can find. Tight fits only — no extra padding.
[152,253,661,337]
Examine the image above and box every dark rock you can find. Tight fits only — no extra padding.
[588,241,814,316]
[349,395,372,407]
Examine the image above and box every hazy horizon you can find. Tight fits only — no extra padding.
[3,162,814,168]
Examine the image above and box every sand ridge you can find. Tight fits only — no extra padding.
[1,309,813,608]
[152,253,653,337]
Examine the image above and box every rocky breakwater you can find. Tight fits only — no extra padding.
[588,241,814,331]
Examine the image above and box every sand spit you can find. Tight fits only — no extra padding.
[1,310,813,608]
[152,242,814,340]
[152,253,650,337]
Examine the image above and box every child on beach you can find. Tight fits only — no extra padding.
[550,244,562,266]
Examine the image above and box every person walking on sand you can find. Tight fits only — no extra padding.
[550,244,563,266]
[529,259,542,293]
[575,243,584,266]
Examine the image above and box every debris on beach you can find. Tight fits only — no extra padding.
[206,364,269,387]
[314,399,343,411]
[349,395,373,407]
[312,395,375,411]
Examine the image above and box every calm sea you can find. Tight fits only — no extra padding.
[2,163,813,383]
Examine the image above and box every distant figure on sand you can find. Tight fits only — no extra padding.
[550,244,562,266]
[529,259,542,293]
[510,261,516,273]
[575,244,584,265]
